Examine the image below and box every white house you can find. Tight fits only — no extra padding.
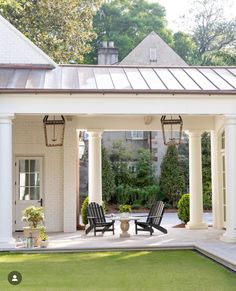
[0,14,236,247]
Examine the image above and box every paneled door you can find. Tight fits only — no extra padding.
[14,157,43,231]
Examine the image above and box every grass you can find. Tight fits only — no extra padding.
[0,250,235,291]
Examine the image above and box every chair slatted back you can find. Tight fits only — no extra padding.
[147,201,165,226]
[87,202,106,225]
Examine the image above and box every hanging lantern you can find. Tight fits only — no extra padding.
[161,115,183,146]
[43,115,65,147]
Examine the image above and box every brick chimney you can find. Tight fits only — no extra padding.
[97,41,118,65]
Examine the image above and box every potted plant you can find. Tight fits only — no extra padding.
[39,227,49,248]
[22,206,44,247]
[119,204,132,218]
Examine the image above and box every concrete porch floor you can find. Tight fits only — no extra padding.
[11,212,236,272]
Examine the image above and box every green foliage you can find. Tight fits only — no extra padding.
[135,148,155,187]
[22,206,44,228]
[109,141,133,187]
[177,138,189,193]
[118,204,131,213]
[177,194,190,224]
[203,181,212,210]
[86,0,173,63]
[202,132,211,187]
[0,0,103,63]
[159,145,185,207]
[173,32,198,64]
[39,227,48,241]
[102,146,116,203]
[81,197,89,225]
[115,184,162,206]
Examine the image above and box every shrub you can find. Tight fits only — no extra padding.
[22,206,44,228]
[119,204,132,213]
[115,184,163,206]
[81,197,89,225]
[177,194,190,224]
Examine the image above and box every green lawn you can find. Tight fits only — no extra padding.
[0,250,235,291]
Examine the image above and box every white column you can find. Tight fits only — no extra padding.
[87,130,103,205]
[211,130,222,229]
[221,116,236,242]
[0,114,15,246]
[186,130,207,229]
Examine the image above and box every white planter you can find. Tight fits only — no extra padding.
[120,212,130,218]
[40,240,49,248]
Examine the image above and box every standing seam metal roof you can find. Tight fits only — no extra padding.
[0,65,236,94]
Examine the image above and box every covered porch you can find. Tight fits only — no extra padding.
[1,65,236,247]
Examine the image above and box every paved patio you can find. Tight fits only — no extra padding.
[11,212,236,272]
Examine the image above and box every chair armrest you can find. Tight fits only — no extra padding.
[87,216,96,219]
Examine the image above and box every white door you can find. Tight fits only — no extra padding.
[14,157,43,231]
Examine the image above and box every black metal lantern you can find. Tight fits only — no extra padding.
[161,115,183,146]
[43,115,65,147]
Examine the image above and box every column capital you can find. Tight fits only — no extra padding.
[224,115,236,126]
[0,114,14,124]
[185,129,203,137]
[86,129,103,138]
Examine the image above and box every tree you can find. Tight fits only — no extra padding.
[85,0,173,63]
[186,0,236,65]
[109,140,133,187]
[102,146,116,203]
[135,148,155,187]
[159,145,185,207]
[0,0,102,63]
[173,32,198,64]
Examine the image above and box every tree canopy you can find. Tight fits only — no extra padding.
[182,0,236,65]
[86,0,173,63]
[0,0,103,63]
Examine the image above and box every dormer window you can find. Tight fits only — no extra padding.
[149,48,157,62]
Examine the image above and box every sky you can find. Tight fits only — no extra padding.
[148,0,236,32]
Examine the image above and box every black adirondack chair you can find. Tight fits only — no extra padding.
[135,201,167,235]
[86,202,115,236]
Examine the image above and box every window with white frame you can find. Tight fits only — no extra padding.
[131,131,144,140]
[18,159,41,201]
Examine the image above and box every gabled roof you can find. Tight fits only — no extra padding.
[0,14,56,68]
[0,65,235,94]
[120,31,187,66]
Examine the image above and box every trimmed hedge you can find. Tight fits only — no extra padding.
[177,193,190,224]
[81,197,89,225]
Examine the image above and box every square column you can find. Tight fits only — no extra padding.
[221,116,236,242]
[0,114,15,247]
[63,120,77,232]
[87,130,103,205]
[186,130,207,229]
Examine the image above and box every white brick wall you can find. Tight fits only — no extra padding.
[13,116,76,232]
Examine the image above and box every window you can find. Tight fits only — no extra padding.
[221,130,225,149]
[131,131,144,140]
[18,159,41,200]
[149,48,157,62]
